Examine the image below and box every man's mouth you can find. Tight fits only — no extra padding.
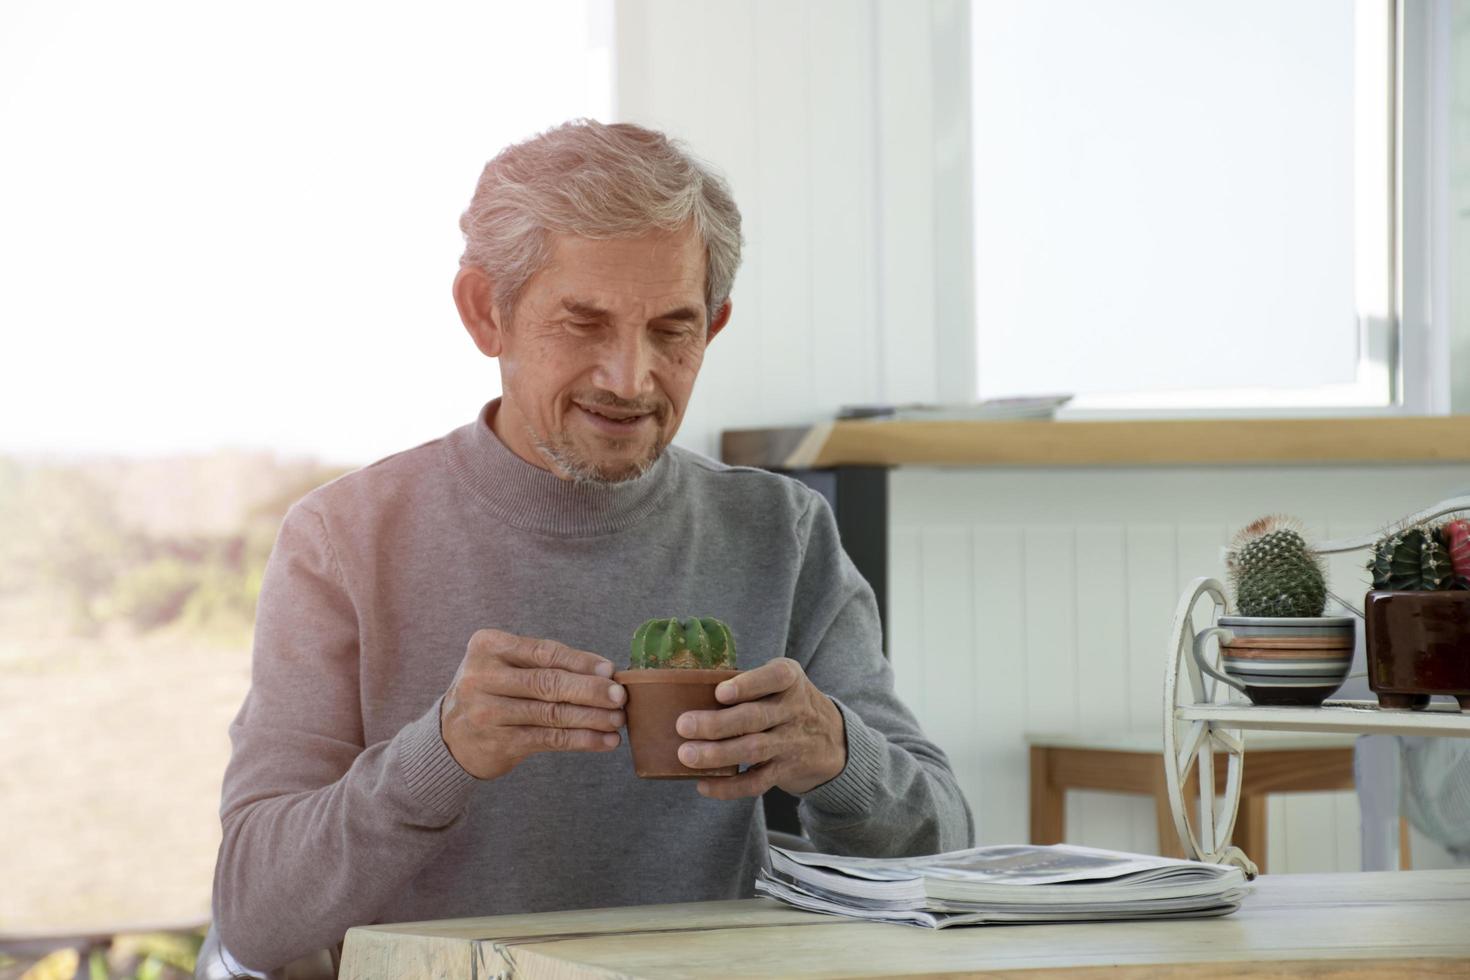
[576,403,654,427]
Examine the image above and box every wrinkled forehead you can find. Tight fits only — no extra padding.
[532,228,709,318]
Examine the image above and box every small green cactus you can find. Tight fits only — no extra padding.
[630,617,737,669]
[1369,524,1465,591]
[1227,516,1327,617]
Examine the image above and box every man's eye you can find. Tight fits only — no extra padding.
[567,321,601,332]
[655,327,691,341]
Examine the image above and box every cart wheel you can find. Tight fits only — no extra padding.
[1162,577,1257,878]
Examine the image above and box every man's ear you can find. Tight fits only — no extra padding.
[706,299,732,344]
[453,266,505,358]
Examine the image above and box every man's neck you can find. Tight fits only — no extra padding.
[487,397,562,478]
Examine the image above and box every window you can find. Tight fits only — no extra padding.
[968,0,1423,414]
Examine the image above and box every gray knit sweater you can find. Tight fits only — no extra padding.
[212,400,972,972]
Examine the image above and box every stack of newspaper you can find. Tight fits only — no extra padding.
[755,843,1251,929]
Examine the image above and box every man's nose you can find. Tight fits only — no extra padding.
[591,331,655,401]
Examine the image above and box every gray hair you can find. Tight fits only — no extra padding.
[458,119,743,325]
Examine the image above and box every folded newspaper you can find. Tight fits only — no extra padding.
[755,843,1251,928]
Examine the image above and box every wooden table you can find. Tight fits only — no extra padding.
[1026,731,1366,873]
[340,870,1470,979]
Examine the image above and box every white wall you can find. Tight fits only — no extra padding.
[616,0,971,459]
[1451,2,1470,413]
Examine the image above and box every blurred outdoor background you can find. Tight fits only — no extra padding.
[0,453,343,928]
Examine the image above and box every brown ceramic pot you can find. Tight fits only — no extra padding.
[614,668,740,779]
[1365,590,1470,711]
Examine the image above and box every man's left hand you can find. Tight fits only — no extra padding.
[675,657,847,799]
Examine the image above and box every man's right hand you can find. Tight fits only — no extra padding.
[440,628,626,780]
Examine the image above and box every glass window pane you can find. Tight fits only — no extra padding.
[971,0,1383,404]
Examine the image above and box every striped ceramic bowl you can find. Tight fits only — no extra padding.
[1220,636,1354,707]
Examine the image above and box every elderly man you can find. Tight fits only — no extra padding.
[209,120,972,975]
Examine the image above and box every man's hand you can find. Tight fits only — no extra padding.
[674,658,847,799]
[440,628,626,780]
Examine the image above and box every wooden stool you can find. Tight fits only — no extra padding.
[1026,730,1359,873]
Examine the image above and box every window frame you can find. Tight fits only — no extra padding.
[941,0,1456,419]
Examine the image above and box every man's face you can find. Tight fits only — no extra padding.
[489,226,727,483]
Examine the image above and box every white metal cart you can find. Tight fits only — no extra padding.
[1163,497,1470,876]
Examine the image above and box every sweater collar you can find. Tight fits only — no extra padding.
[444,399,679,536]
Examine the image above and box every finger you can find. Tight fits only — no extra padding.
[697,762,778,801]
[494,695,625,732]
[511,726,622,755]
[474,630,615,678]
[714,658,802,704]
[677,732,776,771]
[676,701,785,741]
[486,665,626,710]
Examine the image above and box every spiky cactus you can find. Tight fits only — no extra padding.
[1369,525,1465,591]
[630,617,737,669]
[1227,516,1327,617]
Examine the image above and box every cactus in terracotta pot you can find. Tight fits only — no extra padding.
[1227,516,1327,617]
[630,617,737,669]
[616,617,740,779]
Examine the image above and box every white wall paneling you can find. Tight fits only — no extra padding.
[616,0,963,457]
[1073,524,1137,853]
[969,525,1028,845]
[1451,1,1470,413]
[1124,525,1178,734]
[930,0,978,404]
[890,463,1470,870]
[751,0,814,431]
[889,526,927,722]
[873,0,938,406]
[918,526,982,813]
[806,0,881,416]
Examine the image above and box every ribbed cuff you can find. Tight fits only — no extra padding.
[799,699,884,816]
[397,696,477,818]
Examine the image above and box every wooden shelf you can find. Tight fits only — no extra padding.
[720,416,1470,469]
[1176,700,1470,738]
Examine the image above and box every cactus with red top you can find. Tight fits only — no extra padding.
[1443,519,1470,585]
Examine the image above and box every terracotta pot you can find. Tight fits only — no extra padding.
[614,668,740,779]
[1366,591,1470,711]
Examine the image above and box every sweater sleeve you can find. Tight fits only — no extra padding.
[211,502,476,973]
[786,493,974,856]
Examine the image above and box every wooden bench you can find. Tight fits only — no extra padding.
[1026,730,1367,873]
